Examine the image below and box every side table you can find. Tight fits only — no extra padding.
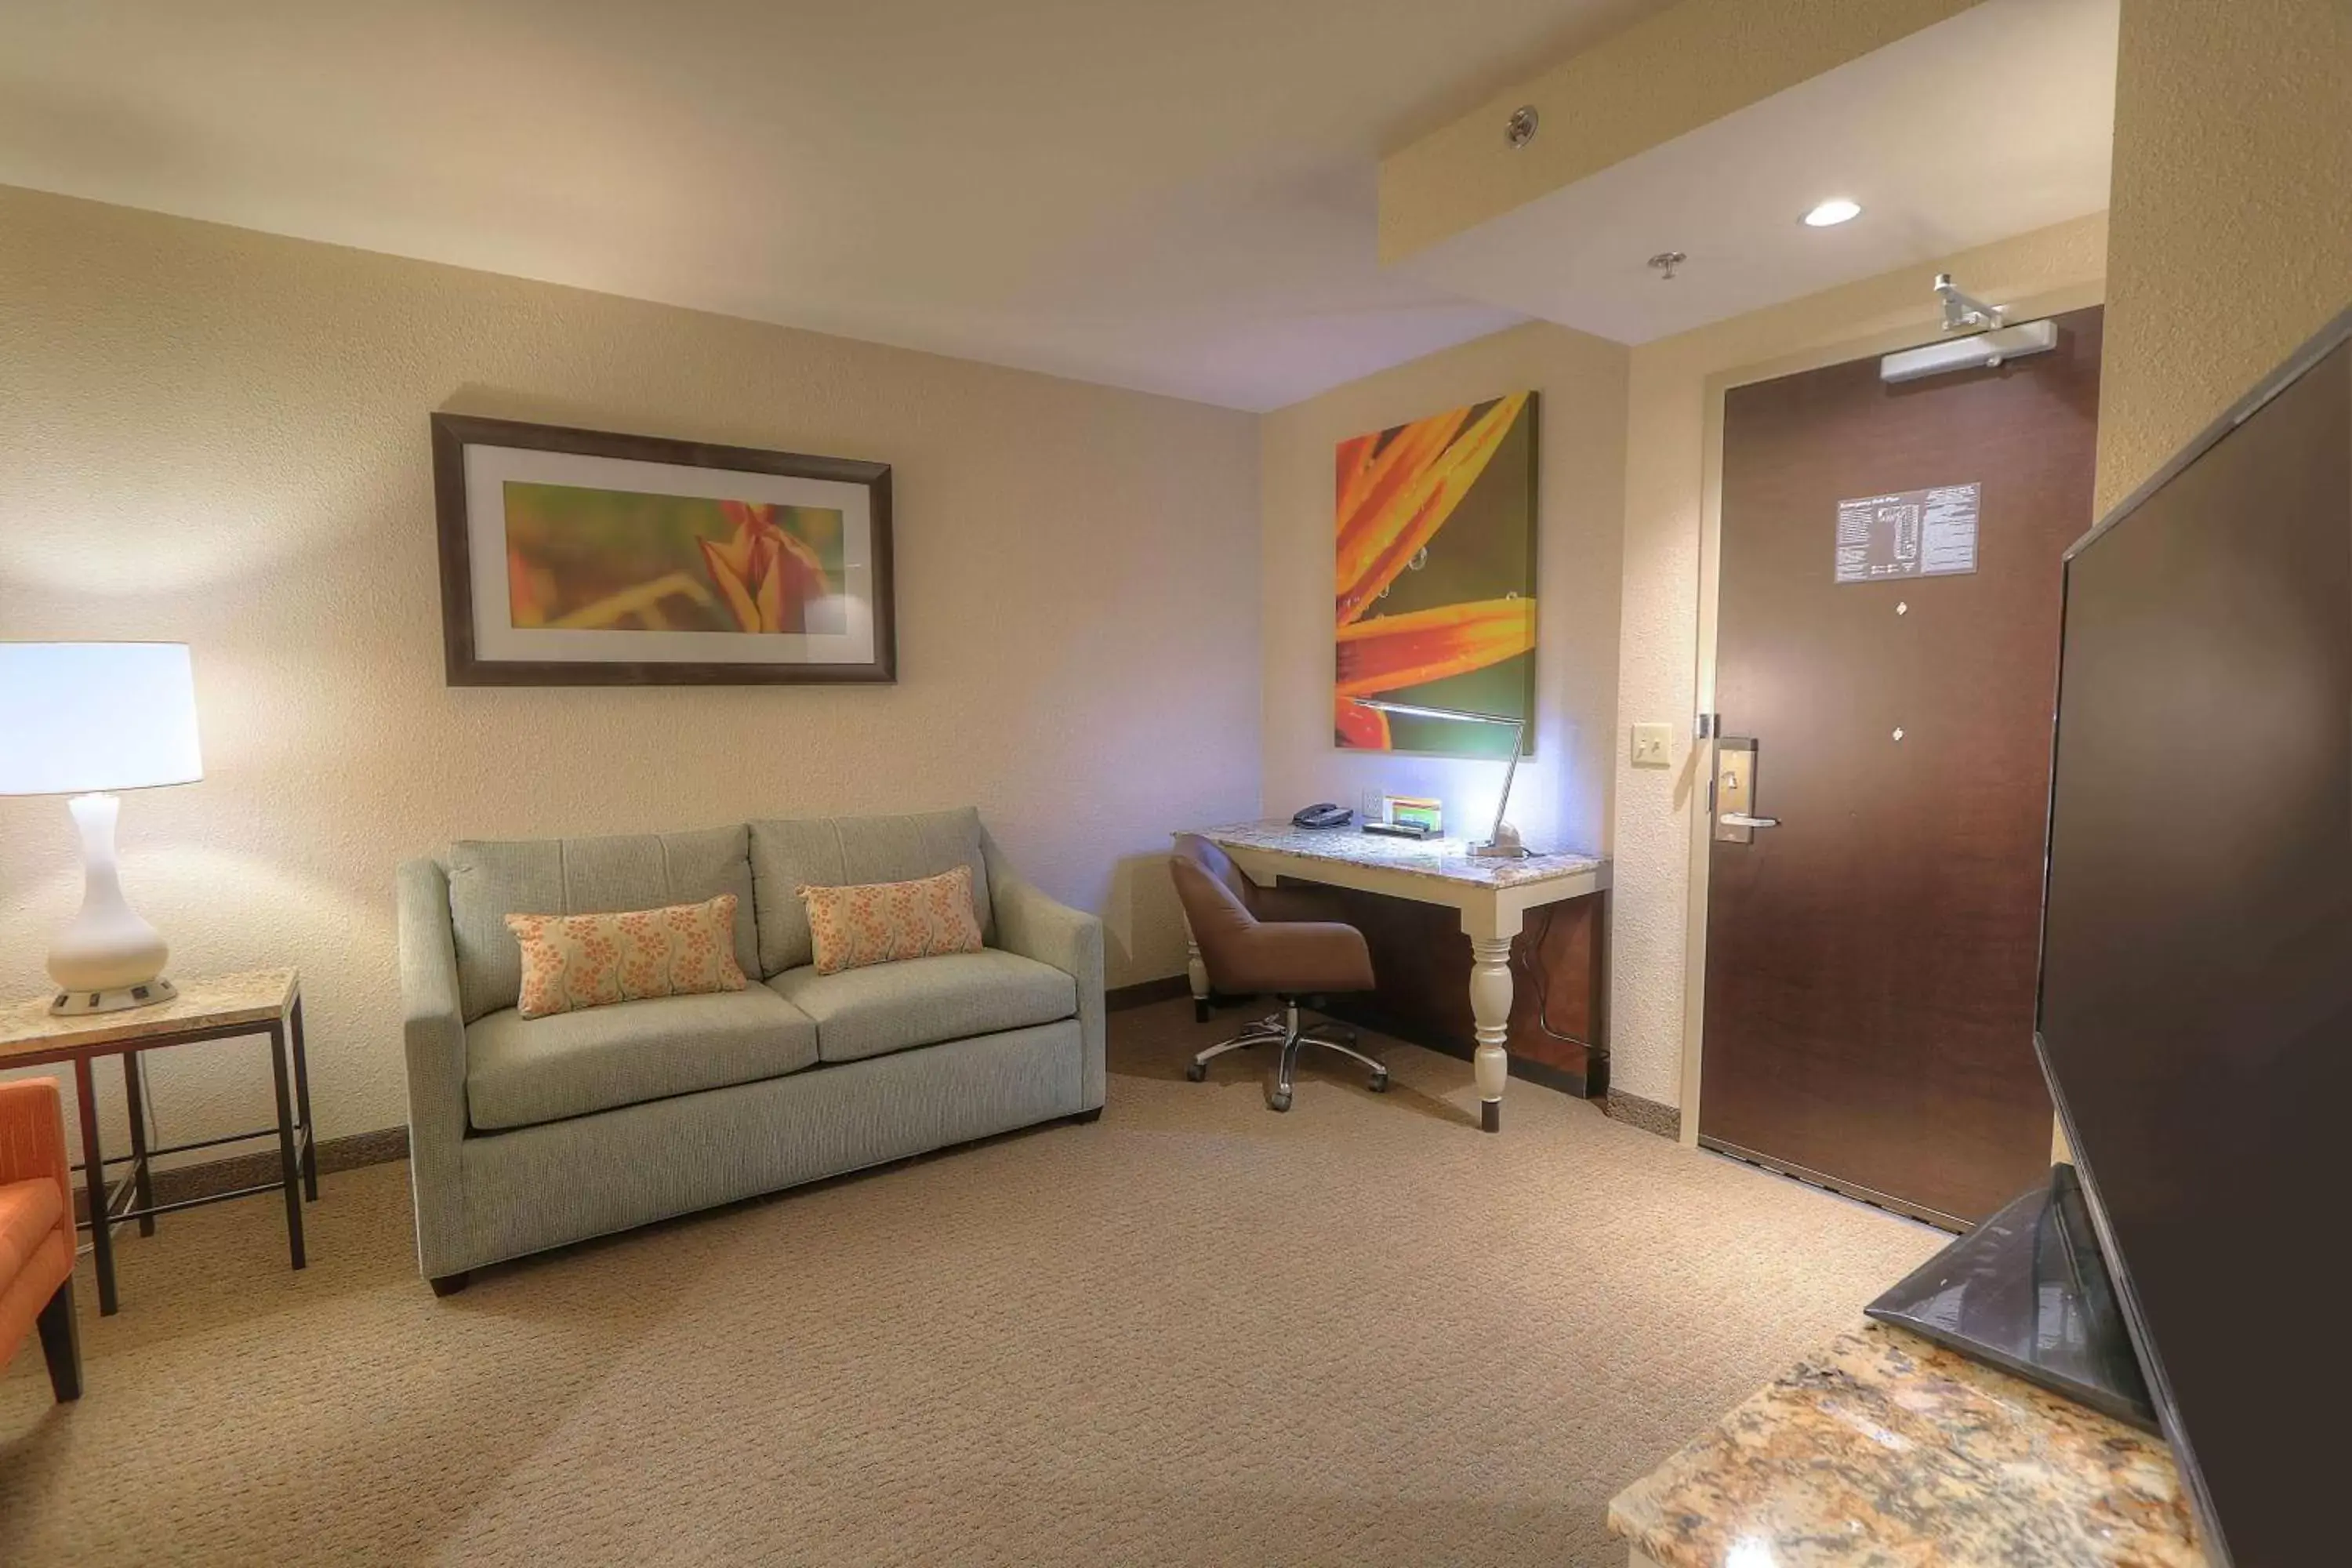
[0,969,314,1315]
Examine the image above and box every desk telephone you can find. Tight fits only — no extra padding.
[1291,802,1353,829]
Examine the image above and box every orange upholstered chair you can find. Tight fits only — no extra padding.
[0,1077,82,1402]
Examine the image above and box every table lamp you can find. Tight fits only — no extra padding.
[0,643,205,1014]
[1348,698,1531,858]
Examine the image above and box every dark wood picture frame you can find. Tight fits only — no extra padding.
[430,412,895,686]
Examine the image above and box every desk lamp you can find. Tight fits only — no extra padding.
[0,643,205,1014]
[1349,698,1530,858]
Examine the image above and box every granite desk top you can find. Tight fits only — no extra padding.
[0,969,300,1061]
[1608,1321,2204,1568]
[1185,819,1606,891]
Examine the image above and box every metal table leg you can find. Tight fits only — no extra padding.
[290,994,317,1201]
[267,1020,307,1270]
[122,1047,156,1236]
[72,1055,118,1316]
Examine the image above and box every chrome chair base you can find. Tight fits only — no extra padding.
[1186,1000,1389,1110]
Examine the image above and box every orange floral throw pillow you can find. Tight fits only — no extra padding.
[506,895,747,1019]
[800,866,984,976]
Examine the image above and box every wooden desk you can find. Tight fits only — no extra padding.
[1179,821,1609,1132]
[0,970,314,1315]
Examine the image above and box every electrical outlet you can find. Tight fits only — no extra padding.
[1632,722,1673,768]
[1359,786,1388,823]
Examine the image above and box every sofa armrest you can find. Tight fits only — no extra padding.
[982,841,1105,1111]
[397,857,470,1276]
[0,1078,71,1231]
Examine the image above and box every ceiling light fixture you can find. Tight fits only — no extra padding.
[1802,198,1863,227]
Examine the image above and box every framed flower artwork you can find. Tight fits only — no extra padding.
[1334,391,1537,755]
[429,413,895,685]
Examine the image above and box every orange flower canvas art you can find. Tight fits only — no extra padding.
[503,488,848,637]
[432,414,895,685]
[1334,392,1537,755]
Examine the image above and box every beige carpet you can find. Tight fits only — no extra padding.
[0,1001,1940,1566]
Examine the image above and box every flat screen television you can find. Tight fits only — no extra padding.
[2036,305,2350,1567]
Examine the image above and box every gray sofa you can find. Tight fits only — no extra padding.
[396,808,1104,1291]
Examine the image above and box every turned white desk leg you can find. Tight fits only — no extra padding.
[1468,932,1515,1134]
[1182,916,1210,1022]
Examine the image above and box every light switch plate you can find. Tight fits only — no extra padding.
[1632,722,1672,768]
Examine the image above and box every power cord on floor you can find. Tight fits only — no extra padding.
[72,1054,165,1260]
[1520,903,1595,1048]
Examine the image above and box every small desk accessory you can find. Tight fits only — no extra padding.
[1348,699,1530,858]
[1387,795,1443,833]
[1363,796,1439,839]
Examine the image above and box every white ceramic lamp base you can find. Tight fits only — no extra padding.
[46,792,177,1016]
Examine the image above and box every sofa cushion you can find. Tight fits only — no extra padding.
[0,1178,62,1283]
[768,949,1075,1065]
[447,825,759,1023]
[509,896,747,1018]
[466,986,818,1131]
[749,808,995,978]
[803,867,985,975]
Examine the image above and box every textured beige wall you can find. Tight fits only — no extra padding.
[0,185,1262,1158]
[2095,0,2352,514]
[1259,322,1628,861]
[1377,0,1973,263]
[1610,214,2108,1112]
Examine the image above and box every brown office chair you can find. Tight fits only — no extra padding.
[1168,834,1387,1110]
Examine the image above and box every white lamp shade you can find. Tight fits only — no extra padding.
[0,641,205,795]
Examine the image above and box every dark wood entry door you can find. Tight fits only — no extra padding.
[1699,307,2103,1228]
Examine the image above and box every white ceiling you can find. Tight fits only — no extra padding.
[1398,0,2118,343]
[0,0,1675,412]
[0,1,2118,409]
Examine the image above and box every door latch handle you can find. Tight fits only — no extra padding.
[1713,735,1772,843]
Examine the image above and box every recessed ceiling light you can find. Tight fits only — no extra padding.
[1803,198,1863,227]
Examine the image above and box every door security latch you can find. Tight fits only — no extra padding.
[1713,736,1780,844]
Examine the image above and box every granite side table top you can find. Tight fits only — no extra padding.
[0,969,300,1061]
[1608,1321,2205,1568]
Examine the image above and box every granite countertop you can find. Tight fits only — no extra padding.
[1608,1321,2204,1568]
[1185,818,1606,891]
[0,969,300,1060]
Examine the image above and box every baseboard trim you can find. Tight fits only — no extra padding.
[1604,1090,1680,1140]
[89,979,1338,1211]
[1396,1029,1599,1100]
[1105,975,1191,1011]
[1700,1134,1965,1232]
[1319,996,1606,1100]
[80,983,1196,1218]
[84,1073,1673,1209]
[76,1126,411,1222]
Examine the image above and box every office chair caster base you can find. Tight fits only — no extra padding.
[1188,1018,1283,1084]
[1269,1089,1293,1112]
[1370,1072,1390,1093]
